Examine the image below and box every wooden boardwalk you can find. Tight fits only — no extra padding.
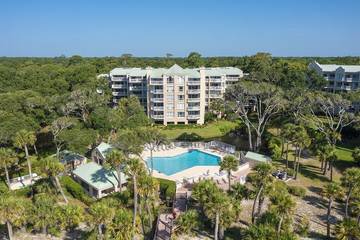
[153,192,188,240]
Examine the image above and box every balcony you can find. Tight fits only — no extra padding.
[188,114,200,119]
[112,92,127,96]
[188,81,200,86]
[226,76,239,81]
[150,89,164,94]
[151,98,164,103]
[112,84,126,89]
[208,86,222,90]
[188,89,200,94]
[209,94,222,98]
[150,80,163,85]
[150,106,164,111]
[151,115,164,119]
[208,78,222,82]
[129,78,144,83]
[188,98,200,102]
[112,76,127,81]
[344,78,353,82]
[129,86,144,91]
[187,106,200,111]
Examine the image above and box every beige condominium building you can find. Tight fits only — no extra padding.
[109,64,243,125]
[309,61,360,92]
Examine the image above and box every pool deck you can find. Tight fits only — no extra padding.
[141,146,250,185]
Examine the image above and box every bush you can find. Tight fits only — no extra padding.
[205,112,216,123]
[157,178,176,200]
[287,185,306,198]
[60,176,94,205]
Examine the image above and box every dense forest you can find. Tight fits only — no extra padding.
[1,53,360,239]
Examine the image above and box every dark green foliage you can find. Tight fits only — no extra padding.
[287,185,306,198]
[156,178,176,200]
[60,176,94,205]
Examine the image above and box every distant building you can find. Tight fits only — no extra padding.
[309,61,360,92]
[72,162,127,199]
[108,64,243,125]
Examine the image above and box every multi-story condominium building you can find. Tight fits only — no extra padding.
[109,64,243,125]
[309,61,360,92]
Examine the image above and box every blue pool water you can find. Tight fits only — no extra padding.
[147,150,220,175]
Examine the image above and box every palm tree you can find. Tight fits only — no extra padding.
[124,157,146,239]
[251,163,273,223]
[219,155,239,190]
[229,183,249,201]
[335,218,360,240]
[110,208,133,240]
[0,148,17,186]
[0,195,27,240]
[106,149,126,192]
[143,127,167,176]
[39,156,68,204]
[13,129,36,186]
[137,175,159,228]
[204,191,234,240]
[352,147,360,166]
[89,201,115,240]
[270,193,296,234]
[281,123,295,169]
[341,168,360,218]
[175,210,199,236]
[292,125,311,180]
[322,182,344,238]
[31,194,56,235]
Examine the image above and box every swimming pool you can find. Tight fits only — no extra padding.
[147,150,220,175]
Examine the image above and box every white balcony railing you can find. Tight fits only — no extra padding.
[150,106,164,111]
[187,106,200,111]
[151,98,164,103]
[188,98,200,102]
[112,84,126,89]
[151,115,164,119]
[188,115,200,119]
[225,77,239,81]
[209,94,222,98]
[188,81,200,86]
[112,92,127,96]
[209,78,222,82]
[112,77,127,81]
[150,89,164,94]
[150,80,163,85]
[208,86,222,90]
[188,89,200,94]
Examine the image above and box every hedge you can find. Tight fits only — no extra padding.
[60,176,94,205]
[156,178,176,200]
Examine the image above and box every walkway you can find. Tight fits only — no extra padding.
[153,191,188,240]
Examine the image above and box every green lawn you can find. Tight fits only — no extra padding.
[158,120,239,140]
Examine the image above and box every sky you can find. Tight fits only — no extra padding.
[1,0,360,57]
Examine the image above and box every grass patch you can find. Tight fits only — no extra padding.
[159,120,239,140]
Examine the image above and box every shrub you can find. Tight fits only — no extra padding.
[60,176,94,205]
[287,185,306,198]
[157,178,176,200]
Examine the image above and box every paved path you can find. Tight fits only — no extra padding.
[154,191,188,240]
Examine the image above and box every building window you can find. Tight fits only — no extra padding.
[178,86,184,92]
[177,77,184,84]
[178,95,184,100]
[167,78,174,84]
[177,112,185,117]
[167,112,174,117]
[167,104,174,110]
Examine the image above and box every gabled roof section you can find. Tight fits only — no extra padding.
[96,142,113,159]
[313,61,360,73]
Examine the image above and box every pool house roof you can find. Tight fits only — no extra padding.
[245,151,271,163]
[72,162,127,190]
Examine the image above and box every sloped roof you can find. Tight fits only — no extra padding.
[245,151,271,162]
[313,61,360,73]
[73,162,127,190]
[96,142,113,159]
